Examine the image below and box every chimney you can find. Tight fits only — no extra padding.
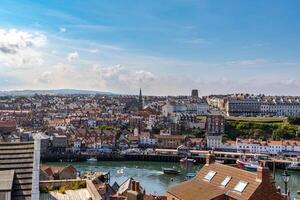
[205,151,215,165]
[131,180,136,191]
[256,161,270,183]
[135,181,140,193]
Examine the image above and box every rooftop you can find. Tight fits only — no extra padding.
[0,170,14,191]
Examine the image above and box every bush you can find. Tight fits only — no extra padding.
[40,186,48,193]
[288,116,300,125]
[58,186,66,194]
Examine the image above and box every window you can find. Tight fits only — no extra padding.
[220,176,231,187]
[234,181,248,192]
[203,170,216,181]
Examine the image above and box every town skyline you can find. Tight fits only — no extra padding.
[1,0,300,96]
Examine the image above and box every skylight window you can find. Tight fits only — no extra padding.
[234,181,248,193]
[203,170,216,181]
[220,176,231,187]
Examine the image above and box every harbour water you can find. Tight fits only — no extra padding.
[45,161,300,196]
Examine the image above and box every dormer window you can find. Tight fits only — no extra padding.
[234,181,248,193]
[203,170,216,182]
[220,176,231,187]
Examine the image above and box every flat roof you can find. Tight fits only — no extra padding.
[0,170,14,191]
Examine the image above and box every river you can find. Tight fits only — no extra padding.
[45,161,300,197]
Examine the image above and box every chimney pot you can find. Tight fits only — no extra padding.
[131,180,136,191]
[256,165,270,182]
[135,181,140,193]
[206,152,215,165]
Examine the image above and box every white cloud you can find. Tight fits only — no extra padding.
[59,27,67,33]
[67,51,79,62]
[36,71,52,84]
[89,49,99,53]
[0,29,46,67]
[93,64,155,90]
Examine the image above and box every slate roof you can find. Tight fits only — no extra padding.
[168,163,281,200]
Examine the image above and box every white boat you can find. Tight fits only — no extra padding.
[287,161,300,171]
[245,163,259,171]
[87,157,97,162]
[117,168,124,174]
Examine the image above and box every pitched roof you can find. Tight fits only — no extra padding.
[168,163,280,200]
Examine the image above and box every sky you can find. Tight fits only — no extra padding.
[0,0,300,96]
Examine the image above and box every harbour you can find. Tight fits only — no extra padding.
[44,161,300,197]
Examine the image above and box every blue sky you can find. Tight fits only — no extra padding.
[0,0,300,95]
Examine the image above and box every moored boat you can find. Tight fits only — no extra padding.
[186,173,196,180]
[87,157,97,162]
[163,168,180,175]
[236,159,247,167]
[244,163,259,171]
[287,162,300,171]
[180,158,196,164]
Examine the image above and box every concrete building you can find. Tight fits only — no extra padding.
[226,99,261,116]
[0,140,41,199]
[0,170,14,200]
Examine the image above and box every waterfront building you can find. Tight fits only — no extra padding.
[51,133,67,153]
[206,135,223,149]
[40,165,77,180]
[167,154,284,200]
[236,138,300,155]
[128,135,139,148]
[139,132,156,147]
[206,111,225,150]
[155,135,187,149]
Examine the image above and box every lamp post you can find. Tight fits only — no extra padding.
[281,169,290,196]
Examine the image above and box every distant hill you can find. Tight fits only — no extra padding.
[0,89,114,96]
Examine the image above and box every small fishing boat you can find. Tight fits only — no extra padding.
[163,168,180,175]
[87,157,97,162]
[215,160,224,164]
[117,168,124,174]
[245,163,259,171]
[180,158,196,164]
[287,162,300,171]
[236,159,247,167]
[186,173,196,180]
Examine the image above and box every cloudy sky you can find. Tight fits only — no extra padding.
[0,0,300,96]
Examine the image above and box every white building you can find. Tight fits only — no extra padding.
[206,135,222,149]
[236,138,300,155]
[162,101,209,117]
[139,132,156,147]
